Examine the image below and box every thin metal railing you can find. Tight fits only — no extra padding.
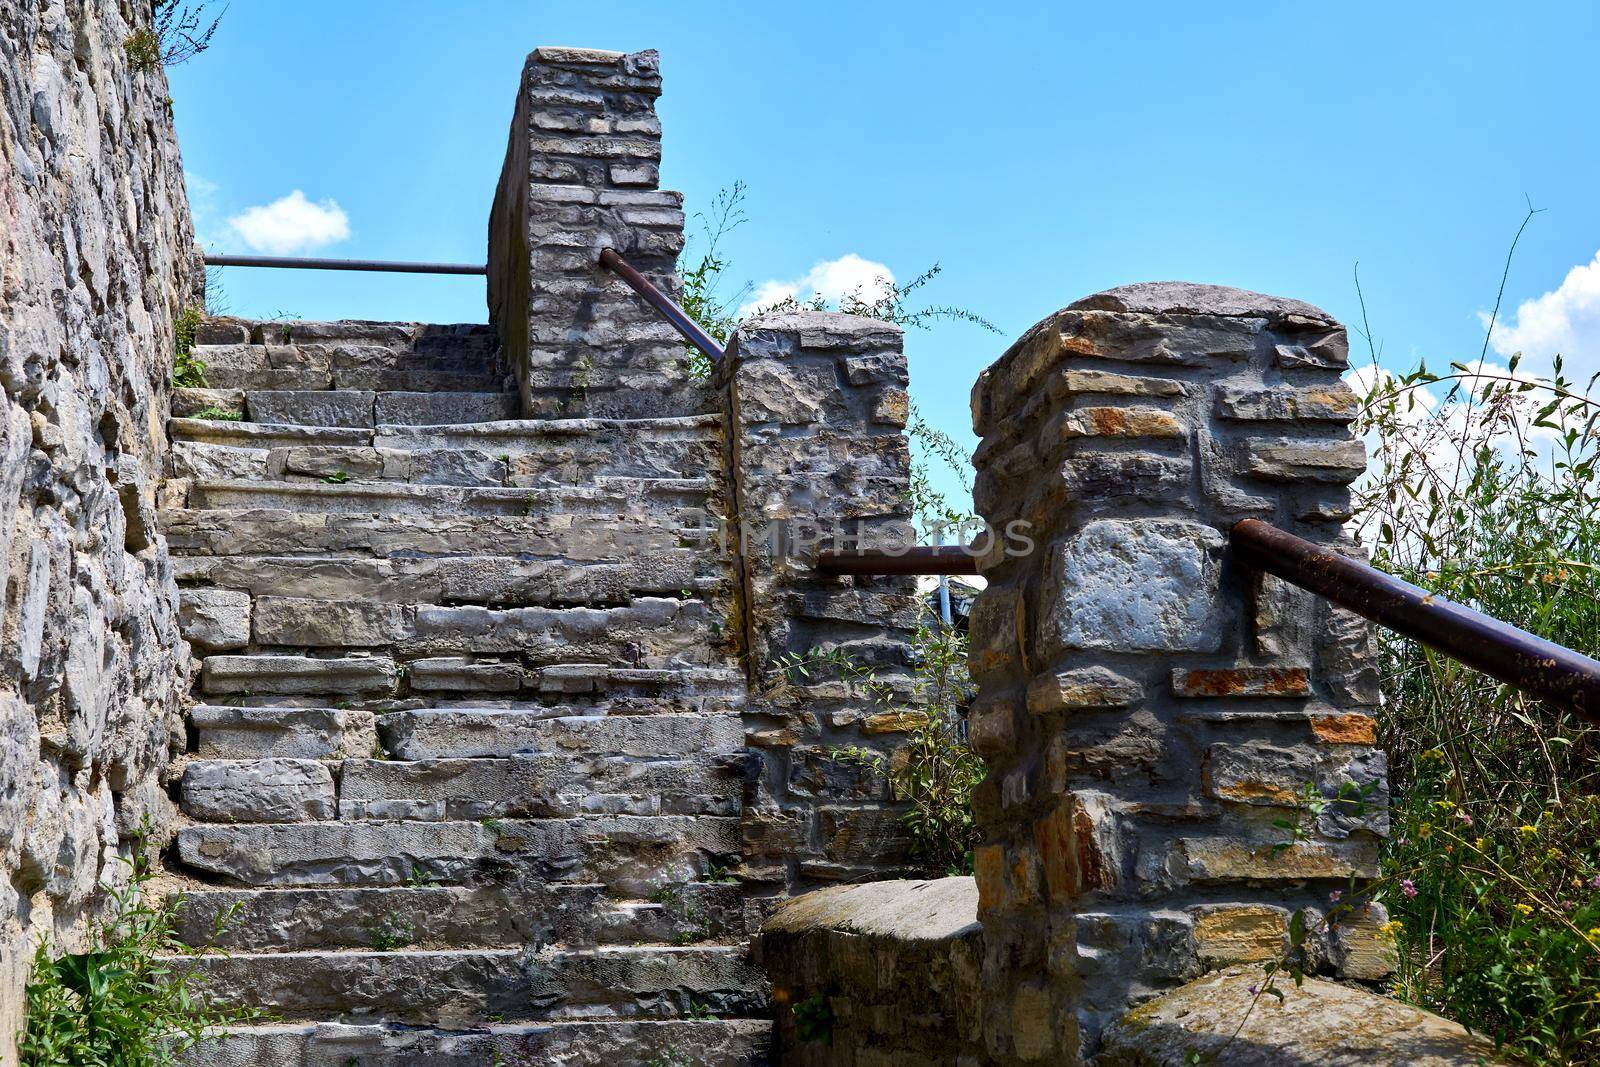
[817,545,980,576]
[203,254,487,275]
[597,248,724,364]
[1229,519,1600,719]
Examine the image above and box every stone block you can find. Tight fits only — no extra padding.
[253,597,413,647]
[967,584,1026,684]
[1174,837,1379,883]
[179,588,251,652]
[1242,438,1367,482]
[1216,382,1358,422]
[1048,405,1183,441]
[1172,665,1311,698]
[247,390,375,428]
[1038,520,1225,655]
[1025,666,1143,714]
[181,759,335,822]
[1189,903,1288,965]
[1330,899,1398,980]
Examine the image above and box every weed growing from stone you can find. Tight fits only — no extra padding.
[172,305,207,388]
[17,834,259,1065]
[190,406,241,421]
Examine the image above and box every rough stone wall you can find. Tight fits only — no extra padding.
[757,879,984,1064]
[0,0,195,1054]
[964,282,1386,1060]
[716,312,925,903]
[487,47,701,419]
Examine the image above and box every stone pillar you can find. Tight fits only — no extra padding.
[965,282,1386,1061]
[487,47,697,419]
[716,312,924,901]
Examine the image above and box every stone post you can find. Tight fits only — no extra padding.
[965,282,1386,1061]
[716,312,924,901]
[487,47,697,418]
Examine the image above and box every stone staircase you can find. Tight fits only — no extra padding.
[158,318,771,1065]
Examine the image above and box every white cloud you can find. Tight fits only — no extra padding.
[737,253,895,320]
[1483,248,1600,375]
[227,190,350,255]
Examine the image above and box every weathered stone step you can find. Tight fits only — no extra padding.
[377,709,743,760]
[170,419,719,486]
[240,596,716,664]
[240,389,519,429]
[173,552,718,607]
[177,1018,772,1066]
[171,881,745,952]
[189,342,503,392]
[177,749,744,824]
[198,318,497,353]
[193,707,741,761]
[197,654,742,701]
[180,477,711,518]
[169,946,762,1024]
[337,752,744,820]
[162,508,710,561]
[176,816,740,888]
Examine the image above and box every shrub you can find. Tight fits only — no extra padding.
[18,839,258,1065]
[172,304,206,388]
[1356,350,1600,1063]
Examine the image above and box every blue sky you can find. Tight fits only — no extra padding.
[172,1,1600,502]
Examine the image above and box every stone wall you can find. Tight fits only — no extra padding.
[964,282,1386,1060]
[0,0,196,1055]
[716,313,925,903]
[487,47,701,419]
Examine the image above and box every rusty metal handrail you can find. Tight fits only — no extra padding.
[1231,518,1600,718]
[597,248,724,363]
[817,545,981,576]
[204,254,486,275]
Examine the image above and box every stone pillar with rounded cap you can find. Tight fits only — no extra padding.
[965,282,1387,1061]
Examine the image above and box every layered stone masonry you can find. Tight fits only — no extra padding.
[0,0,197,1054]
[717,312,926,900]
[488,47,701,420]
[964,282,1386,1061]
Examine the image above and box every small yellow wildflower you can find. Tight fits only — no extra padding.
[1513,903,1534,916]
[1432,800,1454,811]
[1417,823,1433,840]
[1587,927,1600,942]
[1474,838,1486,852]
[1517,825,1539,837]
[1377,920,1404,942]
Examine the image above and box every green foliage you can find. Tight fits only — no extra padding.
[189,406,240,421]
[172,305,206,388]
[1356,347,1600,1063]
[792,993,835,1045]
[18,839,257,1066]
[126,2,222,72]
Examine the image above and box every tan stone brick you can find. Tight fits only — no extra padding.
[1026,666,1143,714]
[974,844,1007,915]
[1190,903,1287,964]
[861,710,927,735]
[1310,713,1377,745]
[1055,405,1184,440]
[1176,837,1380,882]
[1010,981,1057,1061]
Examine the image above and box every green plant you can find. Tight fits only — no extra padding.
[792,992,835,1045]
[17,834,258,1065]
[369,915,415,952]
[319,471,350,484]
[172,305,207,388]
[1353,231,1600,1061]
[190,406,241,421]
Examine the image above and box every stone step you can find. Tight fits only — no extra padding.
[177,1018,772,1066]
[197,655,742,702]
[169,945,762,1024]
[239,596,717,663]
[198,318,497,354]
[162,508,711,561]
[175,816,740,888]
[177,750,745,824]
[179,477,712,518]
[193,707,741,761]
[169,417,720,486]
[189,342,504,393]
[172,553,720,607]
[241,390,519,429]
[170,881,746,952]
[377,709,743,760]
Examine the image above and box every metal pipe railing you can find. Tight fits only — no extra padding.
[1230,518,1600,719]
[816,545,980,576]
[597,247,724,363]
[203,254,487,275]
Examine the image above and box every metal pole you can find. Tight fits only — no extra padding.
[816,545,981,576]
[935,528,954,627]
[203,254,487,275]
[597,248,724,364]
[1230,518,1600,719]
